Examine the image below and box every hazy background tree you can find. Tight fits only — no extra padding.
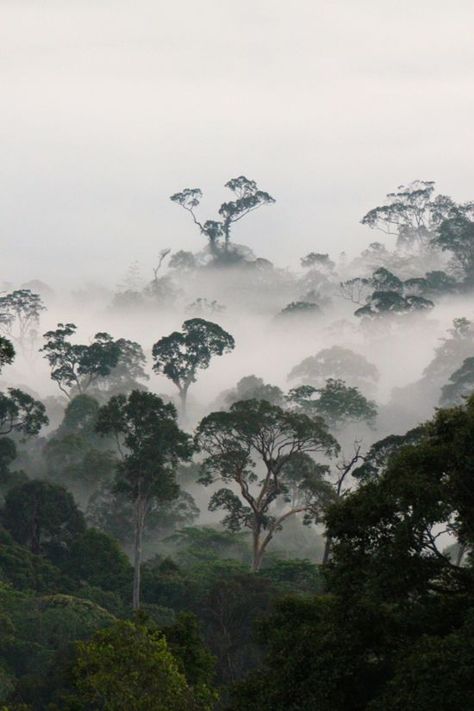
[0,289,46,358]
[152,318,235,415]
[289,346,379,392]
[170,176,275,260]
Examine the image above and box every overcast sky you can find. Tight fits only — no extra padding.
[2,0,474,286]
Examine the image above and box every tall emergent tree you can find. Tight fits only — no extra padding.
[42,323,148,399]
[195,399,338,572]
[170,176,275,257]
[96,390,193,609]
[152,318,235,414]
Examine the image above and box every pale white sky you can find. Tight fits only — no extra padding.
[2,0,474,285]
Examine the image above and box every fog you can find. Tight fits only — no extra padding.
[2,0,474,285]
[1,0,474,565]
[3,6,474,705]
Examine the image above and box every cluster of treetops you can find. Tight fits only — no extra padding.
[0,176,473,709]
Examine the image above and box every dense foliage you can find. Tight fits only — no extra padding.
[1,177,474,708]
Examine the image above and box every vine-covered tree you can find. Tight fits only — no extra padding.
[96,390,193,609]
[170,176,275,257]
[152,318,235,413]
[196,399,338,571]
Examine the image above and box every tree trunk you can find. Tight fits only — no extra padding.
[455,542,466,567]
[322,535,332,566]
[30,495,41,554]
[223,222,230,253]
[132,495,146,610]
[179,388,188,417]
[252,527,263,572]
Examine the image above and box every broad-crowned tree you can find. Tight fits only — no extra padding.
[340,267,403,306]
[370,267,404,292]
[354,290,434,318]
[287,379,377,431]
[326,396,474,599]
[2,479,85,555]
[170,176,275,258]
[96,390,193,609]
[221,375,285,409]
[42,324,147,399]
[42,323,121,398]
[195,399,338,572]
[152,318,235,414]
[342,267,457,306]
[361,180,456,250]
[56,620,206,711]
[300,252,335,271]
[403,270,458,298]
